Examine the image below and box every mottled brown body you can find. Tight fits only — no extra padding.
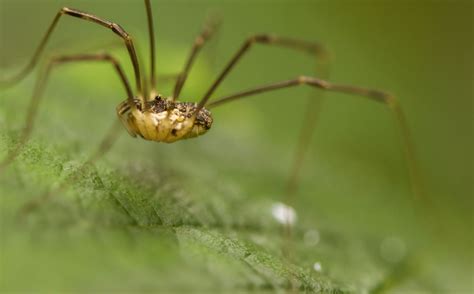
[117,96,213,143]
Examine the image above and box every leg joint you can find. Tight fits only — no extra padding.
[298,76,328,88]
[110,23,129,39]
[384,94,398,108]
[60,7,73,15]
[249,34,275,44]
[297,75,309,84]
[194,35,205,47]
[368,90,396,105]
[97,54,117,64]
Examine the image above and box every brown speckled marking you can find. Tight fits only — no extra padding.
[119,96,213,143]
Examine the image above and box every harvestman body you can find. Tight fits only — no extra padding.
[117,96,213,143]
[0,1,423,236]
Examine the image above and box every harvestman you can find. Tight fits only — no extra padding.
[0,1,423,238]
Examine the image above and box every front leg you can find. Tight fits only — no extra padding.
[0,53,133,173]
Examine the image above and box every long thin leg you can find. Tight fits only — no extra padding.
[197,32,329,205]
[198,34,329,265]
[207,76,424,205]
[285,59,330,213]
[144,0,157,97]
[281,95,325,266]
[172,17,221,100]
[195,34,328,112]
[0,7,144,100]
[194,34,329,202]
[0,53,133,174]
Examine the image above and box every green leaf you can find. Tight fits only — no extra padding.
[2,3,470,286]
[0,128,434,292]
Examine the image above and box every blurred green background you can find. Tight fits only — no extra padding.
[0,0,472,292]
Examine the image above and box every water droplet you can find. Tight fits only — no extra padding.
[313,262,322,272]
[304,229,320,246]
[380,236,406,263]
[271,202,297,226]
